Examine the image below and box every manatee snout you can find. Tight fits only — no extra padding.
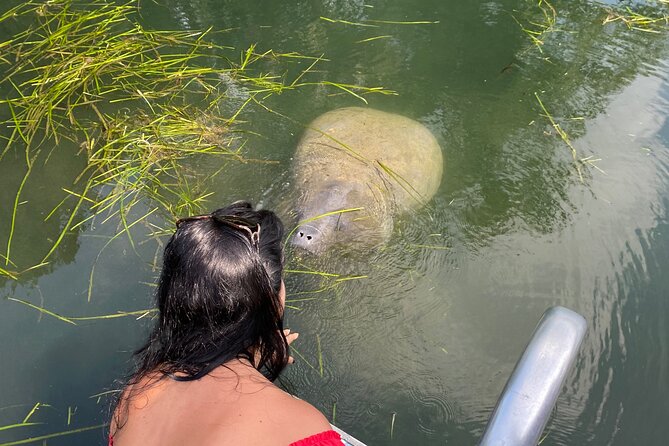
[290,183,356,254]
[290,206,388,255]
[291,223,326,253]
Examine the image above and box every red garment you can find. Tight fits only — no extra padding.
[289,430,342,446]
[109,430,342,446]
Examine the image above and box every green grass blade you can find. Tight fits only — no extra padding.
[0,423,107,446]
[6,297,77,325]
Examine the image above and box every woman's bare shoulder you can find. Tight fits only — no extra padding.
[207,384,333,445]
[276,390,331,426]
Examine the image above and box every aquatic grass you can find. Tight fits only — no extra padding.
[89,390,121,404]
[333,274,368,283]
[6,296,156,325]
[602,4,669,32]
[0,403,48,434]
[0,0,247,270]
[366,19,439,25]
[316,334,324,377]
[1,3,231,146]
[285,277,364,298]
[289,338,324,378]
[6,297,77,325]
[319,16,439,27]
[285,268,366,307]
[21,404,46,426]
[0,0,394,279]
[69,309,156,321]
[409,244,450,250]
[355,35,393,44]
[534,92,605,183]
[0,423,41,434]
[0,421,41,434]
[0,266,18,280]
[289,346,319,373]
[66,407,75,426]
[319,16,380,28]
[376,160,427,206]
[0,423,107,446]
[390,412,397,440]
[513,0,558,54]
[284,269,340,278]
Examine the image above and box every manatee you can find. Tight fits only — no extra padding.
[290,107,443,254]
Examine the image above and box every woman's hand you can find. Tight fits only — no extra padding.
[284,328,299,364]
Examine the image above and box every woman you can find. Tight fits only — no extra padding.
[110,202,342,445]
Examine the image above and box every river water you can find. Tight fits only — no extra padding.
[1,0,668,444]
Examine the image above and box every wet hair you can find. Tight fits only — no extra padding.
[111,201,287,430]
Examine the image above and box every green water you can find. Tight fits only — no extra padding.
[2,0,669,444]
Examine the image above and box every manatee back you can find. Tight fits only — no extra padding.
[293,107,443,210]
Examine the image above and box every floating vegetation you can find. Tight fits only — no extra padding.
[0,266,17,280]
[288,335,326,378]
[534,93,603,183]
[603,2,669,33]
[320,14,438,44]
[316,334,324,377]
[288,346,320,373]
[284,267,368,304]
[0,423,107,446]
[0,401,106,445]
[5,296,156,325]
[355,35,392,44]
[319,16,380,28]
[0,403,45,434]
[320,16,439,27]
[409,244,450,251]
[366,19,439,25]
[0,0,392,279]
[515,0,669,54]
[513,0,558,53]
[390,412,397,440]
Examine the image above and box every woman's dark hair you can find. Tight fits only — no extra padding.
[112,201,287,430]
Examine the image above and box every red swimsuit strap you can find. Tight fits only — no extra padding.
[289,430,342,446]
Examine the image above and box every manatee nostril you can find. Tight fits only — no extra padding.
[291,224,323,251]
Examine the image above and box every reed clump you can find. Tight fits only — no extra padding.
[0,0,392,277]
